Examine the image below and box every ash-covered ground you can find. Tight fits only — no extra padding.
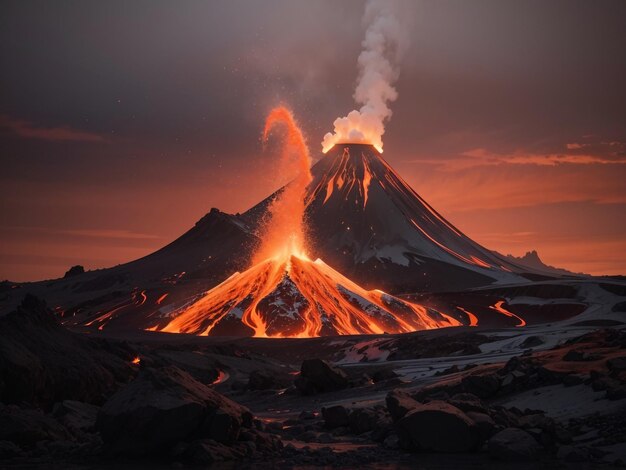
[1,294,626,469]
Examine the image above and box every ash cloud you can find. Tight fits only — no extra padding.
[322,0,408,153]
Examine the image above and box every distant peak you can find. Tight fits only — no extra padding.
[521,250,542,263]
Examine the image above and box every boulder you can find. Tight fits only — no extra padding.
[294,359,348,395]
[563,350,598,362]
[298,410,316,420]
[96,366,251,456]
[385,389,420,422]
[0,404,70,446]
[466,411,496,440]
[448,393,486,414]
[348,408,379,435]
[0,295,134,409]
[395,401,480,452]
[488,427,541,461]
[461,373,501,398]
[322,405,349,429]
[52,400,99,433]
[248,369,289,391]
[520,336,544,348]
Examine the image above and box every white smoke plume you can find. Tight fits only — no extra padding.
[322,0,407,153]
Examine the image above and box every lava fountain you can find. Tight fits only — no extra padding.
[252,106,313,264]
[159,108,460,337]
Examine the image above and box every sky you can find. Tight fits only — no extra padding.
[1,0,625,281]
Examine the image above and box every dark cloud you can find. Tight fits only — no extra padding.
[0,115,106,142]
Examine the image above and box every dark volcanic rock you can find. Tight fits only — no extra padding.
[64,265,85,278]
[520,335,544,348]
[461,373,501,398]
[248,369,289,391]
[348,407,381,435]
[488,427,541,461]
[295,359,349,395]
[0,440,22,459]
[322,405,350,429]
[448,393,487,414]
[177,438,245,464]
[96,366,252,456]
[395,401,480,452]
[386,389,420,422]
[0,404,70,446]
[0,295,134,408]
[387,332,487,361]
[465,411,496,440]
[562,350,598,362]
[52,400,99,433]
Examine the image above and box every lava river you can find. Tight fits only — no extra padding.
[159,253,460,337]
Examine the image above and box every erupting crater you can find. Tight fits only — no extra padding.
[159,251,460,337]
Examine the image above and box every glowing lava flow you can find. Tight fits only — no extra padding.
[160,254,461,337]
[490,300,527,327]
[456,306,479,327]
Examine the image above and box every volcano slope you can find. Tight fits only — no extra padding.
[0,143,593,334]
[155,254,460,337]
[244,143,533,293]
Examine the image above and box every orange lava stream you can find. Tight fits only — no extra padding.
[160,254,460,337]
[490,300,527,327]
[210,370,228,385]
[316,148,374,211]
[362,156,372,208]
[456,306,479,326]
[156,293,169,305]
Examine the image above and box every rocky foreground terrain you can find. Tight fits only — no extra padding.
[1,295,626,468]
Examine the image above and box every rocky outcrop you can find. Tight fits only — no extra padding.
[0,404,70,446]
[248,369,290,391]
[321,405,349,429]
[64,265,85,278]
[52,400,99,433]
[386,389,420,422]
[294,359,349,394]
[0,295,135,409]
[488,428,541,461]
[96,365,253,456]
[395,400,480,452]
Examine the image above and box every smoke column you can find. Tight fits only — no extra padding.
[322,0,406,153]
[253,106,313,264]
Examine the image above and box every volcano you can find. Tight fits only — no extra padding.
[157,253,460,337]
[0,143,580,334]
[244,144,529,292]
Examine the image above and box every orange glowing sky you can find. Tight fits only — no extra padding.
[1,1,625,281]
